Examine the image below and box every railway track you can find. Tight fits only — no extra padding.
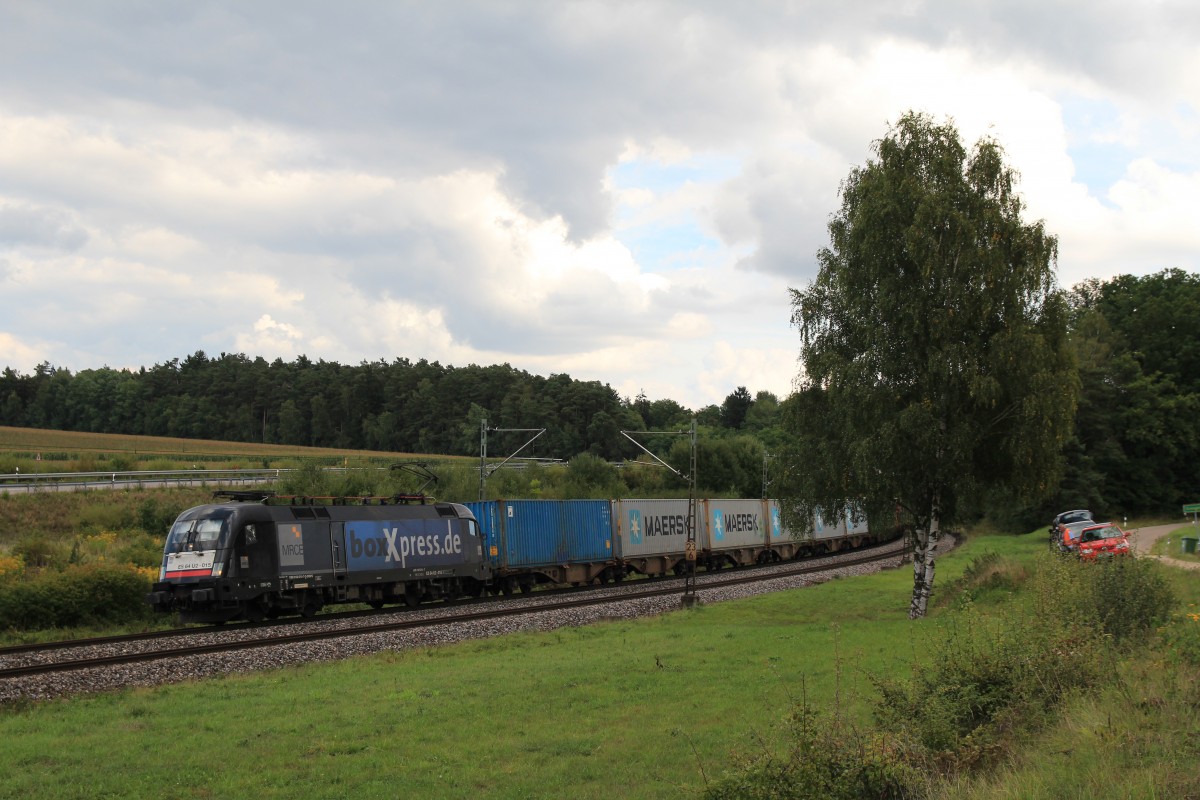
[0,539,906,682]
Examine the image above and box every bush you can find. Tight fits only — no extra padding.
[275,461,331,496]
[872,552,1174,772]
[1082,556,1175,644]
[873,604,1105,770]
[705,703,922,800]
[10,536,66,569]
[0,562,154,630]
[137,497,180,535]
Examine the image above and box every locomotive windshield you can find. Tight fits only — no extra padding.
[165,509,233,553]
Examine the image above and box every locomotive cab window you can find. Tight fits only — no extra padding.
[165,509,233,553]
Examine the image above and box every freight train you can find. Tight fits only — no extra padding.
[147,492,883,623]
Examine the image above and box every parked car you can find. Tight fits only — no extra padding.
[1049,509,1093,545]
[1059,519,1100,554]
[1076,522,1131,561]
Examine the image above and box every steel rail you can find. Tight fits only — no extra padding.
[0,543,904,681]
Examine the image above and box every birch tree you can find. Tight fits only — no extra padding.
[783,112,1076,618]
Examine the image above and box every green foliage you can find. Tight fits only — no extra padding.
[2,354,700,461]
[106,453,136,472]
[136,497,179,535]
[937,552,1029,607]
[874,551,1174,772]
[783,111,1075,616]
[1077,556,1175,644]
[561,453,624,499]
[1159,607,1200,667]
[0,562,154,630]
[719,386,754,430]
[705,703,921,800]
[76,501,134,532]
[874,604,1103,768]
[10,536,66,569]
[275,461,331,496]
[1054,269,1200,517]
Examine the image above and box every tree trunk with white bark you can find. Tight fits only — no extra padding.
[908,502,941,619]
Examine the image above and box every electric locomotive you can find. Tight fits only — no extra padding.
[147,491,489,623]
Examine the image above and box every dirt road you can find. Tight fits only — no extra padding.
[1126,523,1200,570]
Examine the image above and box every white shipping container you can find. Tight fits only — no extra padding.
[702,499,769,551]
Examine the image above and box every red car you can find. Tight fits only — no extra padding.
[1076,522,1131,560]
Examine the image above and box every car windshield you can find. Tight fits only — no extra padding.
[165,510,232,553]
[1081,526,1119,543]
[1061,511,1092,524]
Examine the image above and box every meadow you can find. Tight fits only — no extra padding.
[1,428,1198,797]
[1,527,1198,799]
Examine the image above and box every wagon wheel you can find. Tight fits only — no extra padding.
[300,593,324,618]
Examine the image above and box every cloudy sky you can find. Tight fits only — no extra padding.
[1,2,1197,410]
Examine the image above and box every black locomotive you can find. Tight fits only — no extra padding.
[146,492,489,623]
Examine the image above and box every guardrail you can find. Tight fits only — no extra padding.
[0,461,556,494]
[0,468,288,494]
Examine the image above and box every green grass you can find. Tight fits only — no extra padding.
[0,547,942,800]
[3,530,1197,799]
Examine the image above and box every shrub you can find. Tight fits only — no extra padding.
[0,562,154,630]
[705,703,922,800]
[0,553,23,578]
[873,552,1174,772]
[137,497,180,535]
[10,536,66,569]
[1082,556,1175,644]
[275,461,330,496]
[873,603,1105,770]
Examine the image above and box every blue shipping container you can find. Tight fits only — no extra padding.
[467,499,613,569]
[464,501,503,568]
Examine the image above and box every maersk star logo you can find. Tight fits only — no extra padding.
[771,507,782,538]
[713,509,725,540]
[628,509,643,544]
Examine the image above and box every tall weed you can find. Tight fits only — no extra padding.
[705,701,922,800]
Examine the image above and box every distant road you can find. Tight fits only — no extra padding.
[1127,523,1200,570]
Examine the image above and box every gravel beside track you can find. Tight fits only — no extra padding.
[0,539,910,704]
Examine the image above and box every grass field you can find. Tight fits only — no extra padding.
[0,544,947,800]
[0,425,467,473]
[2,428,1198,797]
[2,528,1199,798]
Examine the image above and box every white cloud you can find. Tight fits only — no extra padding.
[0,331,53,371]
[0,3,1197,410]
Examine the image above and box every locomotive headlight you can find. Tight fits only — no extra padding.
[211,562,225,578]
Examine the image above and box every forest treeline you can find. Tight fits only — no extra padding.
[0,348,784,496]
[1,269,1197,517]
